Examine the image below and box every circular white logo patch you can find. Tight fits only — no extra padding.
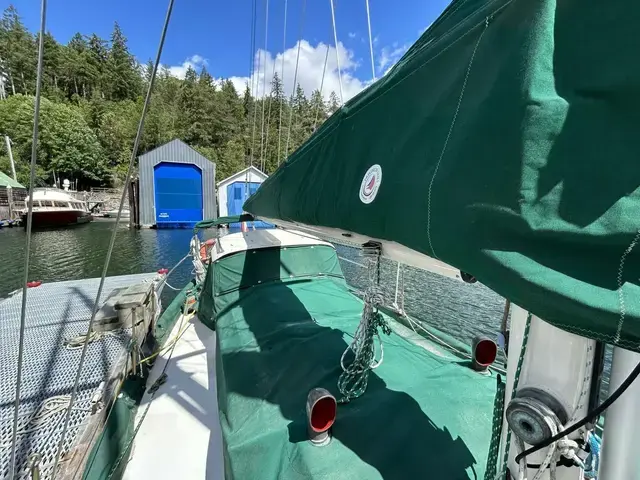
[359,164,382,204]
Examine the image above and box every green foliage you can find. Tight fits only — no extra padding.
[0,95,105,185]
[0,6,339,187]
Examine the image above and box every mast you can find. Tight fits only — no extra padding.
[599,347,640,479]
[4,135,17,181]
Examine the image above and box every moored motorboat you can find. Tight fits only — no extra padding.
[21,188,93,228]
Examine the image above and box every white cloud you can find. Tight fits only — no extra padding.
[167,54,208,79]
[377,42,409,76]
[166,38,413,103]
[348,32,357,39]
[225,39,367,102]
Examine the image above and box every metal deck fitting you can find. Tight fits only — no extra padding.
[0,273,161,479]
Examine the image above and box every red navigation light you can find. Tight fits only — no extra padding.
[472,336,497,372]
[306,388,337,446]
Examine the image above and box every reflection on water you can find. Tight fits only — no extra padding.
[0,223,504,344]
[0,221,205,306]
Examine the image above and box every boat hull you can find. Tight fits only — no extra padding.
[21,210,93,228]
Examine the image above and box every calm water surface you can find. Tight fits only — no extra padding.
[0,221,505,344]
[0,220,610,395]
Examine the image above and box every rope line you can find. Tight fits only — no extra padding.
[50,2,176,476]
[65,331,111,350]
[495,313,531,480]
[583,431,601,479]
[426,17,488,260]
[283,0,306,161]
[337,249,391,403]
[337,288,390,403]
[329,0,343,103]
[9,0,48,476]
[276,0,288,165]
[484,375,505,480]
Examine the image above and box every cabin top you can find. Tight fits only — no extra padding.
[212,228,333,262]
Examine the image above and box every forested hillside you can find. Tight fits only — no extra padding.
[0,5,340,187]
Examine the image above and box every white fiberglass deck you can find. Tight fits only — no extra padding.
[123,316,224,480]
[213,228,332,261]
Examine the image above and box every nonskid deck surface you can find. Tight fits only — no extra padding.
[0,273,158,478]
[212,275,498,479]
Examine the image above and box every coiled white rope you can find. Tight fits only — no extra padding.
[2,396,92,448]
[65,331,111,350]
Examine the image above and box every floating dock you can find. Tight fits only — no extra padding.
[0,273,162,479]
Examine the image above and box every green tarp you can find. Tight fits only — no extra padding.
[199,244,343,329]
[194,214,255,232]
[245,0,640,350]
[0,171,25,189]
[207,245,497,479]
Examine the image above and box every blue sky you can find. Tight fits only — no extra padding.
[6,0,450,99]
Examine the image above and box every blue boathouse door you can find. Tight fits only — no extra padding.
[154,162,203,228]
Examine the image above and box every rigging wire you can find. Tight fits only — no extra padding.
[312,43,330,131]
[258,0,270,172]
[276,0,288,166]
[329,0,344,103]
[9,0,47,477]
[249,0,260,172]
[365,0,376,81]
[263,73,276,172]
[283,0,307,161]
[245,0,258,197]
[264,0,285,174]
[50,1,176,476]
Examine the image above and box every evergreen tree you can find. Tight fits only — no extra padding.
[328,91,340,114]
[198,65,213,87]
[40,32,62,98]
[309,89,327,131]
[105,23,141,101]
[0,5,332,182]
[87,33,108,96]
[0,6,36,95]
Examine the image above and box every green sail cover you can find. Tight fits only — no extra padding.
[244,0,640,350]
